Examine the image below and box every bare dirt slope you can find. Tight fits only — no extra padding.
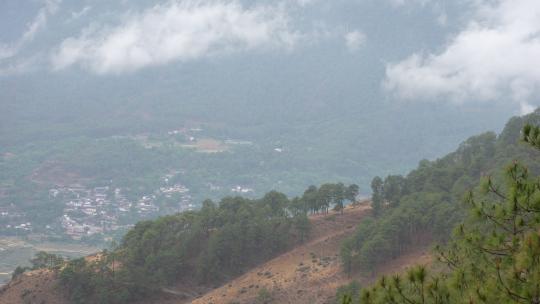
[0,269,68,304]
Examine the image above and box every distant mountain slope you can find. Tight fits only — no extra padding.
[0,0,516,203]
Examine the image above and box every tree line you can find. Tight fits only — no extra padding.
[290,183,359,215]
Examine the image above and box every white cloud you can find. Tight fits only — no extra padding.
[389,0,431,7]
[51,0,300,74]
[295,0,319,7]
[384,0,540,114]
[344,30,366,52]
[68,6,92,22]
[436,12,447,26]
[0,0,61,60]
[0,46,17,61]
[0,55,41,76]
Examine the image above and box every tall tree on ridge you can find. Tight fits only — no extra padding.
[370,177,383,217]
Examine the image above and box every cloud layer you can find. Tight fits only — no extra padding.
[51,0,299,74]
[0,0,60,61]
[344,30,366,52]
[384,0,540,114]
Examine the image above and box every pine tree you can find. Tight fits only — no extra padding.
[371,177,383,217]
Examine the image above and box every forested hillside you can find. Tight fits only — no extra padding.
[339,112,540,303]
[340,110,540,276]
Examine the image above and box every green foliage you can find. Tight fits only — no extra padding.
[294,213,311,243]
[341,112,540,274]
[257,287,273,304]
[11,266,29,279]
[11,251,65,281]
[354,160,540,303]
[382,175,408,208]
[346,184,360,203]
[523,123,540,149]
[342,111,540,277]
[342,124,540,303]
[302,183,359,215]
[30,251,65,270]
[60,257,135,304]
[336,280,361,304]
[370,177,383,217]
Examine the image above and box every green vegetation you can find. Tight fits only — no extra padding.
[336,280,362,304]
[337,113,540,303]
[340,124,540,303]
[256,287,273,304]
[341,110,540,274]
[11,251,65,280]
[370,177,383,217]
[290,183,359,215]
[57,183,357,304]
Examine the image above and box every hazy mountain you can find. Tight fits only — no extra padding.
[1,1,523,183]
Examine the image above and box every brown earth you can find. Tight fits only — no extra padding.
[0,269,68,304]
[181,138,228,153]
[0,203,432,304]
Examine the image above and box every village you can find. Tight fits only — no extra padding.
[54,179,194,241]
[0,174,195,242]
[0,126,260,243]
[1,173,257,244]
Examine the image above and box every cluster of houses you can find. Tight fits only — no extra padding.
[231,186,254,194]
[159,184,194,210]
[5,222,32,232]
[52,185,127,240]
[52,179,194,241]
[1,166,256,242]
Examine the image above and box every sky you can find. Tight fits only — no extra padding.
[0,0,538,115]
[0,0,539,193]
[384,0,540,115]
[0,0,539,131]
